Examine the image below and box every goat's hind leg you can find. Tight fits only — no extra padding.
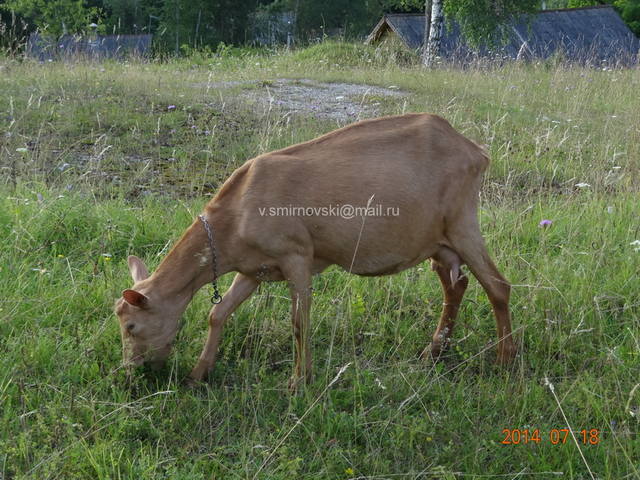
[449,224,517,364]
[279,253,313,391]
[422,247,468,361]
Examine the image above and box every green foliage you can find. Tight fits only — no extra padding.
[297,0,366,38]
[1,0,269,52]
[259,0,424,41]
[444,0,540,47]
[99,0,162,35]
[1,0,100,36]
[566,0,598,6]
[615,0,640,35]
[378,0,424,13]
[0,6,31,53]
[154,0,264,52]
[99,0,264,52]
[262,0,382,40]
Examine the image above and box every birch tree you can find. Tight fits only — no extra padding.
[421,0,432,64]
[422,0,539,68]
[423,0,442,66]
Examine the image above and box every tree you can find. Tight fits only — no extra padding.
[0,6,31,53]
[1,0,100,36]
[100,0,163,35]
[423,0,442,66]
[422,0,540,67]
[615,0,640,36]
[422,0,432,63]
[264,0,381,41]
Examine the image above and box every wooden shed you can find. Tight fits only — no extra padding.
[365,6,639,64]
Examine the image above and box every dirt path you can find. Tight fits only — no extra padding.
[206,78,409,122]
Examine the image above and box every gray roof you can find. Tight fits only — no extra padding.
[27,33,152,61]
[366,6,639,64]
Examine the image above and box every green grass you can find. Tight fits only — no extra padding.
[0,47,639,479]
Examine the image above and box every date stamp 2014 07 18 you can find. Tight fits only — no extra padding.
[501,428,601,445]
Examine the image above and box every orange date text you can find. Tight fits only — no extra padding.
[501,428,600,445]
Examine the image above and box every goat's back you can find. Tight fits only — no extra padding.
[215,113,489,275]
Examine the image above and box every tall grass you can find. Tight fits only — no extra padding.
[0,47,639,479]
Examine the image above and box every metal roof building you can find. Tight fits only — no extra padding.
[366,6,639,64]
[27,34,152,61]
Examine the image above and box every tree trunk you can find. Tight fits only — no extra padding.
[195,9,202,48]
[424,0,444,68]
[174,0,180,56]
[422,0,432,65]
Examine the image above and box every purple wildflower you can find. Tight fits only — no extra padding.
[167,105,176,111]
[539,219,553,228]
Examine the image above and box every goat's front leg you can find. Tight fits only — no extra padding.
[279,254,313,391]
[188,273,259,383]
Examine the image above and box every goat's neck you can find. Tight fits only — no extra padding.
[148,207,231,304]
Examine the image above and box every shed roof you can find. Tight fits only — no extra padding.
[366,6,639,64]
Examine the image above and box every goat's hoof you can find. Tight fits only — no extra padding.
[495,343,518,365]
[188,360,211,382]
[184,376,205,388]
[421,342,447,362]
[186,365,208,387]
[124,366,135,381]
[288,372,313,392]
[288,375,303,393]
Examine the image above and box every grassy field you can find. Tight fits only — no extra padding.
[1,43,639,479]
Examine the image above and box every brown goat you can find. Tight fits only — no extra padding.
[115,113,517,387]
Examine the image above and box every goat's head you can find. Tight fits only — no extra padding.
[114,256,180,369]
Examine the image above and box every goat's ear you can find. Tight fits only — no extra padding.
[127,255,149,283]
[122,289,149,308]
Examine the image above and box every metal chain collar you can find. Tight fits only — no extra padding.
[198,214,223,304]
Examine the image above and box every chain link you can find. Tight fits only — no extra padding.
[198,214,223,304]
